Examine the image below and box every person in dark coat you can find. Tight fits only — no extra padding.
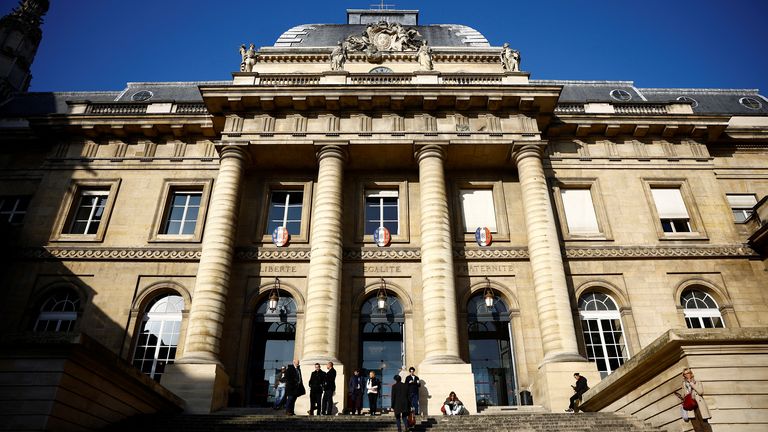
[566,372,589,413]
[391,375,410,432]
[284,359,304,415]
[348,369,364,415]
[404,366,420,415]
[322,361,336,415]
[308,363,326,415]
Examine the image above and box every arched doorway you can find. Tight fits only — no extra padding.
[467,292,517,408]
[245,289,296,407]
[359,291,404,411]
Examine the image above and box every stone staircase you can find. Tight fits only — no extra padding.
[105,411,665,432]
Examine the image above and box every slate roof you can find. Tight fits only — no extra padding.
[0,91,119,116]
[273,23,490,48]
[532,80,768,115]
[113,81,228,103]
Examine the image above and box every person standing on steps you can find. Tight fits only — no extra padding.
[391,375,410,432]
[308,362,326,415]
[284,359,304,415]
[566,372,589,413]
[348,368,364,415]
[273,366,287,410]
[404,366,421,415]
[675,368,712,432]
[322,361,336,415]
[366,370,381,416]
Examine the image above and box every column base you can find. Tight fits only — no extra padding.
[294,361,344,416]
[530,361,600,412]
[417,362,476,416]
[162,363,229,413]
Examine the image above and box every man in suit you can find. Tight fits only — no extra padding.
[284,359,304,415]
[321,361,336,415]
[566,372,589,413]
[308,363,326,415]
[391,375,410,432]
[348,369,364,415]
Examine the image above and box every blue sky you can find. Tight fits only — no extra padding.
[4,0,767,93]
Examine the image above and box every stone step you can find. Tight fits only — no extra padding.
[104,412,665,432]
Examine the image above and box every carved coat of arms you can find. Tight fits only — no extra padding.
[345,20,424,61]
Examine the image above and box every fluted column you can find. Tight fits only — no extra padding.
[416,144,462,364]
[302,145,346,363]
[182,145,247,362]
[514,143,581,363]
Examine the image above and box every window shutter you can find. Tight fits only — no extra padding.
[460,189,497,232]
[561,189,599,233]
[651,188,689,219]
[726,194,757,208]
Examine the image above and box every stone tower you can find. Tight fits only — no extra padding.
[0,0,49,102]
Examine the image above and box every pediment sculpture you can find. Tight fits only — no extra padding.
[345,20,424,54]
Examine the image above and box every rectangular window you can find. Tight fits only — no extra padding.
[0,195,30,224]
[460,189,497,232]
[162,191,202,235]
[560,189,599,234]
[651,188,691,233]
[265,190,304,236]
[67,190,109,234]
[365,190,399,236]
[726,194,757,223]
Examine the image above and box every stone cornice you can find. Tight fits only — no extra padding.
[14,244,758,262]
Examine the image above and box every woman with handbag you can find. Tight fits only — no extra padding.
[675,368,712,432]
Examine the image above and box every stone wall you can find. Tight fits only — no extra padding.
[0,333,182,431]
[580,328,768,432]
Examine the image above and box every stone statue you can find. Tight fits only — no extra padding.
[500,42,520,72]
[345,20,423,53]
[330,41,347,71]
[239,43,257,72]
[417,41,433,71]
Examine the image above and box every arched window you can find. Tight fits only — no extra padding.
[681,289,724,329]
[33,289,80,332]
[578,292,628,377]
[132,294,184,382]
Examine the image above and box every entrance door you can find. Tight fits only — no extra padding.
[359,293,404,411]
[245,292,296,407]
[467,293,517,408]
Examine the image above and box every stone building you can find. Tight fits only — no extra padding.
[2,5,768,431]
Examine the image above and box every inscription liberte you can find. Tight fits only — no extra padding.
[262,264,298,273]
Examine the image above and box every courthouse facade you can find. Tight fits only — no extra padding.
[2,4,768,423]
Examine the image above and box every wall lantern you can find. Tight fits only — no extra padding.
[483,277,495,309]
[377,278,388,311]
[268,277,281,311]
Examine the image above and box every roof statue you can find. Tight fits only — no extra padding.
[500,42,520,72]
[417,41,433,71]
[330,41,347,71]
[239,43,256,72]
[8,0,49,27]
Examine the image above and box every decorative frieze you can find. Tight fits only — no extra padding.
[15,244,758,262]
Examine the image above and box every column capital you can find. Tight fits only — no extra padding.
[218,144,250,164]
[315,144,348,163]
[511,141,547,164]
[414,143,447,163]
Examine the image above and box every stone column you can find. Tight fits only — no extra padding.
[415,144,476,415]
[514,143,598,412]
[163,144,247,413]
[514,143,581,362]
[416,144,461,364]
[303,144,346,363]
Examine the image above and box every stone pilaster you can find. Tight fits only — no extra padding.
[163,144,247,413]
[415,144,462,364]
[302,144,346,364]
[513,143,582,363]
